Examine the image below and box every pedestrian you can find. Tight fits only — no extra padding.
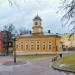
[52,53,57,62]
[60,53,62,58]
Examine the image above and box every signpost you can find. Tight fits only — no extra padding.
[13,38,16,63]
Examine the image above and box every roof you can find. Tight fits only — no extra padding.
[16,33,60,38]
[33,15,42,21]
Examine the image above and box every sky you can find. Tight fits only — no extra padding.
[0,0,71,34]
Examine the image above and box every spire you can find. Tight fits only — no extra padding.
[37,12,38,16]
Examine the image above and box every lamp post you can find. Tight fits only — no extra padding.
[13,38,16,63]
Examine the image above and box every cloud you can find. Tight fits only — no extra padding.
[0,0,69,33]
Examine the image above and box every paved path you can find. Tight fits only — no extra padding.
[0,56,12,64]
[0,56,74,75]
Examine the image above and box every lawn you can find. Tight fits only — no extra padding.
[16,55,51,60]
[53,54,75,72]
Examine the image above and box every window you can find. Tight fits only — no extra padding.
[20,42,23,49]
[35,22,38,25]
[48,41,52,50]
[42,41,45,50]
[31,41,34,49]
[36,41,40,50]
[16,41,18,48]
[25,41,28,49]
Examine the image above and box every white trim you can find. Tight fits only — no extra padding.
[25,41,28,50]
[48,41,52,50]
[30,40,34,50]
[20,41,23,49]
[16,41,18,48]
[36,40,40,50]
[42,41,46,50]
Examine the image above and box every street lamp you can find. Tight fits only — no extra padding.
[13,38,16,63]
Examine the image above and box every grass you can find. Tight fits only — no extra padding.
[16,55,51,60]
[53,54,75,72]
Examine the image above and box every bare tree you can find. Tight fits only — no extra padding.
[3,25,8,31]
[19,27,31,35]
[61,0,75,36]
[3,24,16,34]
[7,0,26,7]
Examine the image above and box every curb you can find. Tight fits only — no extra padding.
[52,64,75,73]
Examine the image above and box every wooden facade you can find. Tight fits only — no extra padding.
[14,16,62,55]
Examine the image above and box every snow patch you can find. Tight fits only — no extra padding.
[59,64,68,68]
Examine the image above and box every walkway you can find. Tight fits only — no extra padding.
[0,56,74,75]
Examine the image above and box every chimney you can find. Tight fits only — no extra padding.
[48,30,50,34]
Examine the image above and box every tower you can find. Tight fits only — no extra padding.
[32,15,43,33]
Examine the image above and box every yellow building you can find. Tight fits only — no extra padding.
[60,33,75,49]
[15,15,61,55]
[69,34,75,48]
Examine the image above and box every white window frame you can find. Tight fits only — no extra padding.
[31,40,34,50]
[42,41,45,50]
[16,41,18,48]
[25,41,28,49]
[36,40,40,50]
[48,41,52,50]
[20,41,23,49]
